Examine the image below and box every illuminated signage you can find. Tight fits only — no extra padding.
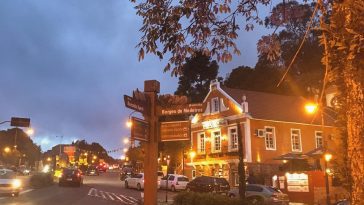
[286,173,309,192]
[202,119,227,129]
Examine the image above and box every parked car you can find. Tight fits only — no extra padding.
[86,166,99,176]
[124,173,161,190]
[0,168,21,197]
[186,176,230,195]
[17,165,31,175]
[58,168,84,187]
[160,174,189,191]
[125,173,144,190]
[228,184,289,205]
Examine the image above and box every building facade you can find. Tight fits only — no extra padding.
[185,80,338,187]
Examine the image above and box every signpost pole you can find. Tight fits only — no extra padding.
[143,80,159,205]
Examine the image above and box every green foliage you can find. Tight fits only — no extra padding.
[0,128,41,166]
[73,140,115,164]
[130,0,270,75]
[224,65,292,95]
[30,172,54,188]
[175,51,219,103]
[173,192,245,205]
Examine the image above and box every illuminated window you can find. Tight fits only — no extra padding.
[197,133,205,154]
[291,129,302,152]
[212,130,221,153]
[265,127,276,150]
[315,131,323,148]
[228,127,238,151]
[211,97,220,113]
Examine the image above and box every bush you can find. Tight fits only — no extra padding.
[173,192,245,205]
[30,172,54,188]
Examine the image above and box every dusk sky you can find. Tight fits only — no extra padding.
[0,1,274,158]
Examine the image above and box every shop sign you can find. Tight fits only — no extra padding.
[159,103,203,116]
[286,173,309,192]
[202,119,227,129]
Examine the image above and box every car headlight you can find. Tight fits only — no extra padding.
[12,179,21,188]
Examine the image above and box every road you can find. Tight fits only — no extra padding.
[0,171,178,205]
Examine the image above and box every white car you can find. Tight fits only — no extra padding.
[125,173,144,190]
[159,174,189,191]
[0,169,22,197]
[124,173,161,190]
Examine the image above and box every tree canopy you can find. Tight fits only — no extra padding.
[175,51,219,103]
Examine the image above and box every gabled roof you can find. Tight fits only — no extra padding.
[221,86,334,125]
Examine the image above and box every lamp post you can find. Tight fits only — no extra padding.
[165,155,170,203]
[324,153,332,205]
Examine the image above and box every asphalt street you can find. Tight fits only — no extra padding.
[0,171,177,205]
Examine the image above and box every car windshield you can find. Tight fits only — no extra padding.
[0,169,16,179]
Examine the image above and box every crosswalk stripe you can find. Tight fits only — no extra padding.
[104,192,115,201]
[111,193,128,203]
[119,194,138,204]
[99,191,107,200]
[88,188,99,197]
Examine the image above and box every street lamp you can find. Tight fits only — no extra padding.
[165,155,170,203]
[305,102,318,114]
[4,147,10,153]
[189,150,196,163]
[324,153,332,205]
[26,128,34,136]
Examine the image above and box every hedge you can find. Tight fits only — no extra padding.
[173,192,245,205]
[30,172,54,188]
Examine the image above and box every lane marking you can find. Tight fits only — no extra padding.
[87,188,139,204]
[119,194,138,204]
[99,191,107,200]
[104,191,115,201]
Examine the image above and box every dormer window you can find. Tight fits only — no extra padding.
[211,97,220,113]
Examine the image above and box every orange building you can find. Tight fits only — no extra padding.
[185,80,338,187]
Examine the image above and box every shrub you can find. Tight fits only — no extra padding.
[173,192,245,205]
[30,172,54,188]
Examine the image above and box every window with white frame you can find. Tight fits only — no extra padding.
[291,129,302,152]
[197,133,205,154]
[315,131,323,148]
[211,97,220,113]
[212,130,221,152]
[228,127,238,151]
[265,127,276,150]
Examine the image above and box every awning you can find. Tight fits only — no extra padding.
[273,152,306,160]
[303,147,332,159]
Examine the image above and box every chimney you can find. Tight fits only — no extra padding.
[241,95,249,113]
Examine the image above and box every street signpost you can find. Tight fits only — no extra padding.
[123,81,206,205]
[124,95,150,116]
[10,117,30,127]
[131,117,149,142]
[160,121,190,141]
[158,103,203,116]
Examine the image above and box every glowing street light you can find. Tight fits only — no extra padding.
[305,102,318,114]
[126,120,132,128]
[189,150,196,161]
[4,147,10,153]
[26,128,34,136]
[123,148,128,153]
[120,155,126,160]
[47,157,52,162]
[324,153,332,162]
[93,155,97,160]
[123,138,130,144]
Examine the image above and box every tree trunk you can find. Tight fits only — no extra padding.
[237,124,246,202]
[327,1,364,204]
